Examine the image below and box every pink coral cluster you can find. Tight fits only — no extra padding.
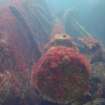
[31,46,91,104]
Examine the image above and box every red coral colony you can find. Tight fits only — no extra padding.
[31,46,91,104]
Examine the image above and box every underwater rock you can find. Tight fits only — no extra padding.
[90,46,105,64]
[31,46,91,104]
[92,63,105,86]
[75,36,105,64]
[0,6,41,69]
[0,63,39,105]
[83,98,105,105]
[43,34,79,53]
[0,72,21,105]
[0,40,17,72]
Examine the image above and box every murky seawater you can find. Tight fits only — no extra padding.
[0,0,105,105]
